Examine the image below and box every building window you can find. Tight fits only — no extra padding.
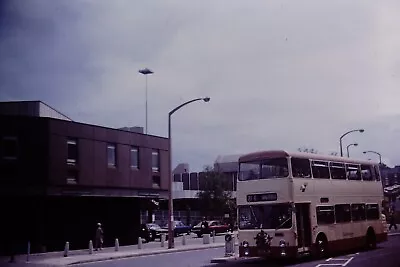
[1,136,18,160]
[67,139,78,165]
[107,144,116,167]
[152,150,160,172]
[67,169,78,185]
[152,175,161,188]
[130,147,139,168]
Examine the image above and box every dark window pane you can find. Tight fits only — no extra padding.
[291,158,311,178]
[366,204,379,220]
[190,172,199,190]
[351,204,366,221]
[335,204,351,223]
[152,150,160,172]
[130,147,139,168]
[67,139,77,164]
[316,206,335,224]
[260,158,289,179]
[107,144,116,166]
[173,174,182,182]
[346,164,361,180]
[67,169,78,185]
[330,162,346,179]
[182,173,189,190]
[361,165,373,181]
[312,161,330,179]
[152,175,161,188]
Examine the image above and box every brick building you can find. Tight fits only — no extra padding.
[0,101,169,254]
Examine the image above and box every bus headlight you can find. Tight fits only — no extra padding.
[279,239,287,256]
[242,241,250,256]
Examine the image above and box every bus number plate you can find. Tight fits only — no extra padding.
[247,193,277,202]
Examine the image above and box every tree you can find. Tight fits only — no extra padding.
[197,165,233,219]
[298,147,318,154]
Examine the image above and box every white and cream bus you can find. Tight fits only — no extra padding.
[237,150,387,259]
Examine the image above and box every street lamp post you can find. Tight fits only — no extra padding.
[339,129,364,157]
[363,150,382,164]
[346,143,358,158]
[167,97,210,249]
[139,68,154,134]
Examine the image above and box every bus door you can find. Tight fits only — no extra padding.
[295,203,312,251]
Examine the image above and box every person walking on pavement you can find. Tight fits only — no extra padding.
[389,210,398,231]
[95,223,104,251]
[200,217,209,237]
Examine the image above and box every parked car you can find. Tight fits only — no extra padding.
[139,223,168,242]
[191,220,230,238]
[161,221,192,236]
[173,221,192,236]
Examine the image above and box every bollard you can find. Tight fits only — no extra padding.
[26,241,31,262]
[203,234,210,244]
[212,231,216,243]
[89,240,93,254]
[137,237,142,249]
[63,242,69,257]
[182,234,186,246]
[161,234,165,247]
[115,238,119,251]
[224,234,234,257]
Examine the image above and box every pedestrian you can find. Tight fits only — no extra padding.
[95,223,104,251]
[200,217,209,236]
[229,221,234,233]
[388,210,398,231]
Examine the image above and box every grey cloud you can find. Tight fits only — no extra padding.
[1,0,400,170]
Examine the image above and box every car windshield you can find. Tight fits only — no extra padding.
[238,203,292,230]
[239,158,289,181]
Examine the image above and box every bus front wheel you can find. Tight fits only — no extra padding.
[315,235,328,259]
[365,229,376,250]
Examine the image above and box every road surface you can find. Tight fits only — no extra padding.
[76,235,400,267]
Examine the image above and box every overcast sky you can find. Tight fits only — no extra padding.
[1,0,400,170]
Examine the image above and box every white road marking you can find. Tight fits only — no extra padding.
[342,257,354,266]
[316,254,355,267]
[316,264,343,267]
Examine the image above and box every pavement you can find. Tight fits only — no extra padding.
[0,232,238,267]
[1,228,399,267]
[52,233,400,267]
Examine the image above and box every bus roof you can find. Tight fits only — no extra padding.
[239,150,378,165]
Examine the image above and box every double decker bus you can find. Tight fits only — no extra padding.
[237,150,387,259]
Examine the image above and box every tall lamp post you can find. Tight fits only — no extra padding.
[363,150,382,164]
[346,143,358,158]
[139,68,154,134]
[339,129,364,157]
[167,97,210,249]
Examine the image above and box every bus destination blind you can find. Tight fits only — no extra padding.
[247,193,277,202]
